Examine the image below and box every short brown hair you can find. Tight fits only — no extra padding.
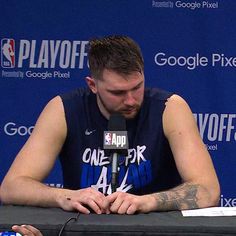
[88,35,144,79]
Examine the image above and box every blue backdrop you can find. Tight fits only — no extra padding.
[1,0,235,207]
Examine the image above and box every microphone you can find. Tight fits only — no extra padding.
[103,113,129,193]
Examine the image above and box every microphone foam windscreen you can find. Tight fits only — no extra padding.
[108,113,126,131]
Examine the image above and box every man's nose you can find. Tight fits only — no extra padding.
[123,91,136,106]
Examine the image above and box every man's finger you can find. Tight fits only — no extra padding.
[12,225,42,236]
[106,192,119,203]
[73,202,90,214]
[110,196,124,213]
[127,204,137,215]
[86,199,102,214]
[24,225,43,236]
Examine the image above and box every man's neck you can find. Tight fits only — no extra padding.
[96,95,110,120]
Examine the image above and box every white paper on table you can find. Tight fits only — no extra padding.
[181,207,236,217]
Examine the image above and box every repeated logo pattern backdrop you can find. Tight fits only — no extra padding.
[1,0,235,206]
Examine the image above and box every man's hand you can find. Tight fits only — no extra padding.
[106,192,155,214]
[12,225,43,236]
[58,187,110,214]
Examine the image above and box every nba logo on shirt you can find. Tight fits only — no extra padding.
[104,132,112,145]
[1,38,15,68]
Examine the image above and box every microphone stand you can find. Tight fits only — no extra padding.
[111,152,118,193]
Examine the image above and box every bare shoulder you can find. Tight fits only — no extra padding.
[26,95,67,155]
[164,94,191,112]
[34,95,66,132]
[21,94,67,155]
[40,95,64,116]
[163,94,196,138]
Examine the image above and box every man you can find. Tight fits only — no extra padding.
[1,35,220,215]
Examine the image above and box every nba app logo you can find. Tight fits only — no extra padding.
[105,133,112,145]
[1,38,15,68]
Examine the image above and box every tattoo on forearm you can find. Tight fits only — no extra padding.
[154,183,200,211]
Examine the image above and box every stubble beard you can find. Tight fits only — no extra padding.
[97,93,141,119]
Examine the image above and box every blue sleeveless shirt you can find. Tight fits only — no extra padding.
[59,88,181,195]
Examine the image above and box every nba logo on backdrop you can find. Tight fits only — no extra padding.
[1,38,15,68]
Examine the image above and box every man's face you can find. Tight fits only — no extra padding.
[87,69,145,119]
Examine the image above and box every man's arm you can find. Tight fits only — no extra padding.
[1,96,110,214]
[1,96,68,207]
[106,95,220,214]
[158,94,220,210]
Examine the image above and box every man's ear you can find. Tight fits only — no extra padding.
[85,76,97,94]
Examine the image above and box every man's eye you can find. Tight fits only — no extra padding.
[133,83,142,91]
[112,91,124,96]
